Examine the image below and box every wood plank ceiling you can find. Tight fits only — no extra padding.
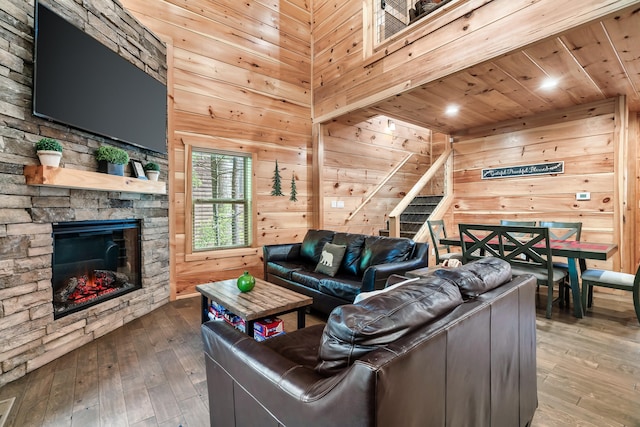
[364,6,640,134]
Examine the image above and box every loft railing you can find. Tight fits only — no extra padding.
[388,144,452,238]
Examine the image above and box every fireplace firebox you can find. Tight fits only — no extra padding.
[52,219,142,319]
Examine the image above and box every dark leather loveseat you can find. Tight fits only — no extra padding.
[202,258,538,426]
[263,229,429,314]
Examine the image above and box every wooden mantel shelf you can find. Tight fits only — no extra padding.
[24,165,166,195]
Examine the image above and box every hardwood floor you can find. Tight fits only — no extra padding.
[0,291,638,426]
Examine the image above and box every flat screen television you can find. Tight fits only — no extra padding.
[33,2,167,154]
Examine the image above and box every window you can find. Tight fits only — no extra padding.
[376,0,410,44]
[373,0,455,46]
[191,149,252,251]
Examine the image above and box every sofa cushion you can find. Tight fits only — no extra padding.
[332,232,366,276]
[431,258,512,298]
[316,277,463,376]
[358,236,415,274]
[266,261,309,280]
[261,324,324,369]
[290,270,325,291]
[300,229,336,264]
[314,243,347,277]
[318,276,362,301]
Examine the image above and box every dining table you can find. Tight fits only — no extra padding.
[440,235,618,318]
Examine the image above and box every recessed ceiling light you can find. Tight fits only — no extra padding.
[445,105,459,115]
[387,119,396,130]
[540,77,559,90]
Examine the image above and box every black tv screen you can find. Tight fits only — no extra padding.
[33,2,167,154]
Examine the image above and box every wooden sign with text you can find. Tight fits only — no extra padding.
[482,161,564,180]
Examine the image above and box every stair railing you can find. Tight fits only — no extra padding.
[346,153,414,222]
[388,144,452,238]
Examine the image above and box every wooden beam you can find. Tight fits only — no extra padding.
[313,81,412,124]
[614,95,630,272]
[313,122,324,229]
[23,166,167,194]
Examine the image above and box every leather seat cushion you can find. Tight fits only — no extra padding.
[511,265,566,283]
[582,269,634,287]
[261,324,324,369]
[432,257,512,298]
[332,232,366,276]
[358,236,415,275]
[318,276,362,301]
[300,229,336,264]
[290,270,326,291]
[266,261,310,279]
[316,277,463,376]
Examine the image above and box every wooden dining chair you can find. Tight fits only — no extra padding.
[539,221,582,307]
[539,221,582,242]
[427,219,463,265]
[459,224,567,318]
[500,220,537,261]
[581,265,640,324]
[500,219,536,239]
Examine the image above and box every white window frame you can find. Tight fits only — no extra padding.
[187,146,254,254]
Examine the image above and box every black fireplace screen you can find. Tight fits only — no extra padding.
[52,219,141,319]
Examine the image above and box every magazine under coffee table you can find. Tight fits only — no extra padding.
[196,278,313,337]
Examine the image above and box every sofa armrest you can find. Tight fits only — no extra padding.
[202,321,322,397]
[202,321,378,425]
[360,242,429,292]
[263,243,302,262]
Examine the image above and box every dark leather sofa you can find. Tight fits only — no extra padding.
[202,258,538,426]
[263,229,429,314]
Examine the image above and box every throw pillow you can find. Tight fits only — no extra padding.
[314,243,347,277]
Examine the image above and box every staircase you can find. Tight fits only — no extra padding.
[380,195,443,238]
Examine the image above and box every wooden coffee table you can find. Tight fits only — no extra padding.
[196,278,313,337]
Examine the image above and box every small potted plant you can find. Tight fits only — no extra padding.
[95,145,129,176]
[35,137,63,167]
[143,162,161,181]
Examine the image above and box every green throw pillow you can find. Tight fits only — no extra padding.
[315,243,347,277]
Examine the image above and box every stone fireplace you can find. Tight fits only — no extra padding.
[52,220,142,319]
[0,0,169,387]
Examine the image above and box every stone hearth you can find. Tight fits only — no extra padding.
[0,0,169,387]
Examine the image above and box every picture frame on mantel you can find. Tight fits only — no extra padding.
[130,159,147,180]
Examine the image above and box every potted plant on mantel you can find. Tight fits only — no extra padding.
[35,137,63,167]
[143,162,160,181]
[95,145,129,176]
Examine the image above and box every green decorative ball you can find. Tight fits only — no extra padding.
[237,271,255,292]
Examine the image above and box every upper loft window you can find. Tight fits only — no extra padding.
[374,0,455,45]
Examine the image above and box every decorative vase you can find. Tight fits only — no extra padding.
[146,170,160,181]
[237,271,255,292]
[37,150,62,167]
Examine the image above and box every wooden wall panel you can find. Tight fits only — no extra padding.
[321,114,445,235]
[632,113,640,270]
[450,99,619,270]
[312,0,638,122]
[121,0,312,298]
